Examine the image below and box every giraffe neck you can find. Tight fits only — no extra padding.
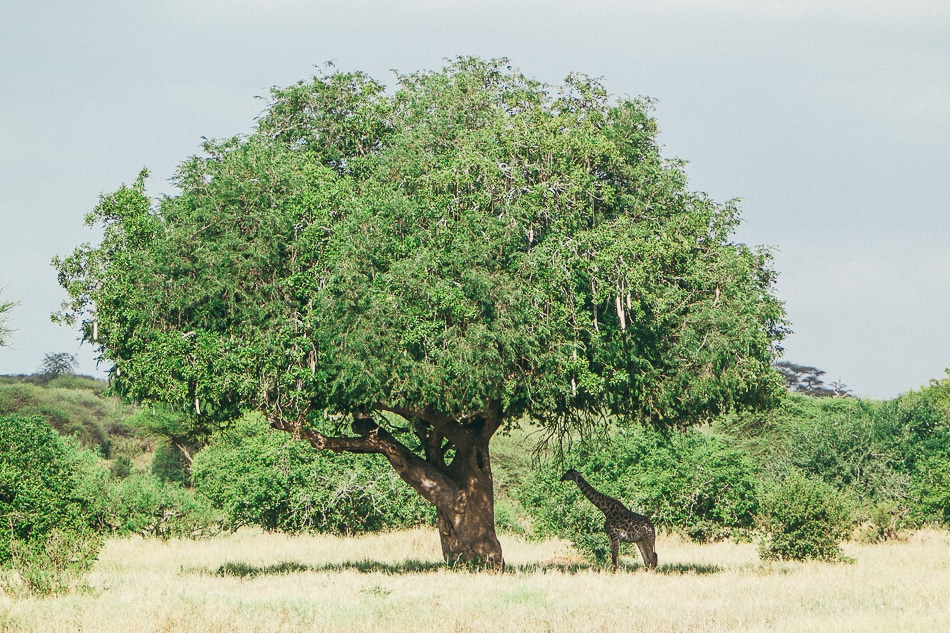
[573,476,619,515]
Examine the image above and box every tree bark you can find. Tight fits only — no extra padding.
[268,403,505,568]
[433,434,503,567]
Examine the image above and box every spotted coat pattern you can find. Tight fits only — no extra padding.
[561,469,658,570]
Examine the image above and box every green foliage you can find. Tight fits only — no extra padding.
[757,470,853,562]
[1,407,218,555]
[518,427,759,562]
[192,414,434,534]
[781,398,911,506]
[67,446,221,540]
[6,528,102,596]
[56,57,785,436]
[718,379,950,531]
[128,404,209,486]
[34,352,78,385]
[856,500,908,544]
[0,291,16,347]
[61,435,221,540]
[110,454,133,479]
[0,376,126,455]
[102,473,221,538]
[151,441,191,485]
[128,405,209,448]
[0,414,104,593]
[910,454,950,525]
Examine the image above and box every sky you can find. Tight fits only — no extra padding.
[1,0,948,399]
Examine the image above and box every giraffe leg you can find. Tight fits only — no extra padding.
[608,532,620,572]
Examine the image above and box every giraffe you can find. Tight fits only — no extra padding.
[560,469,658,571]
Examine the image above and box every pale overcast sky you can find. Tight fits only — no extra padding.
[1,0,948,398]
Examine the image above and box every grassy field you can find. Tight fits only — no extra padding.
[1,528,948,633]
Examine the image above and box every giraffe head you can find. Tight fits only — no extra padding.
[560,468,581,482]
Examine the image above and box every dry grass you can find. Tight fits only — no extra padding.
[2,528,949,632]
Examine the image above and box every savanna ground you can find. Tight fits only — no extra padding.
[2,528,948,633]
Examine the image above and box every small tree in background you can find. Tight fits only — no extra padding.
[127,405,210,486]
[775,361,850,398]
[0,291,16,347]
[34,352,78,385]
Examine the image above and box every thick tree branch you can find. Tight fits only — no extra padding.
[375,401,502,446]
[472,399,503,440]
[267,412,459,506]
[374,403,470,447]
[174,442,194,465]
[413,419,447,469]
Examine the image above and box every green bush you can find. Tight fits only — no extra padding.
[910,454,950,525]
[0,414,103,594]
[719,387,950,531]
[857,500,909,543]
[781,398,911,503]
[103,473,222,538]
[518,427,760,563]
[7,528,102,596]
[63,446,221,539]
[151,441,191,486]
[110,455,133,479]
[757,470,853,562]
[192,414,435,534]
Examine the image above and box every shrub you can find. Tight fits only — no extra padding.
[0,414,103,594]
[104,473,222,538]
[757,470,853,562]
[782,398,909,500]
[856,500,909,543]
[6,528,102,596]
[719,388,950,530]
[61,445,221,539]
[192,414,434,534]
[151,441,191,486]
[909,454,950,525]
[110,455,133,479]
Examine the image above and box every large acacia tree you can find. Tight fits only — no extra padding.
[55,58,786,566]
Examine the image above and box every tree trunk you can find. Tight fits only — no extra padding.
[432,437,503,567]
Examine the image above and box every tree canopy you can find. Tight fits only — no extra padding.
[55,57,787,564]
[35,352,78,384]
